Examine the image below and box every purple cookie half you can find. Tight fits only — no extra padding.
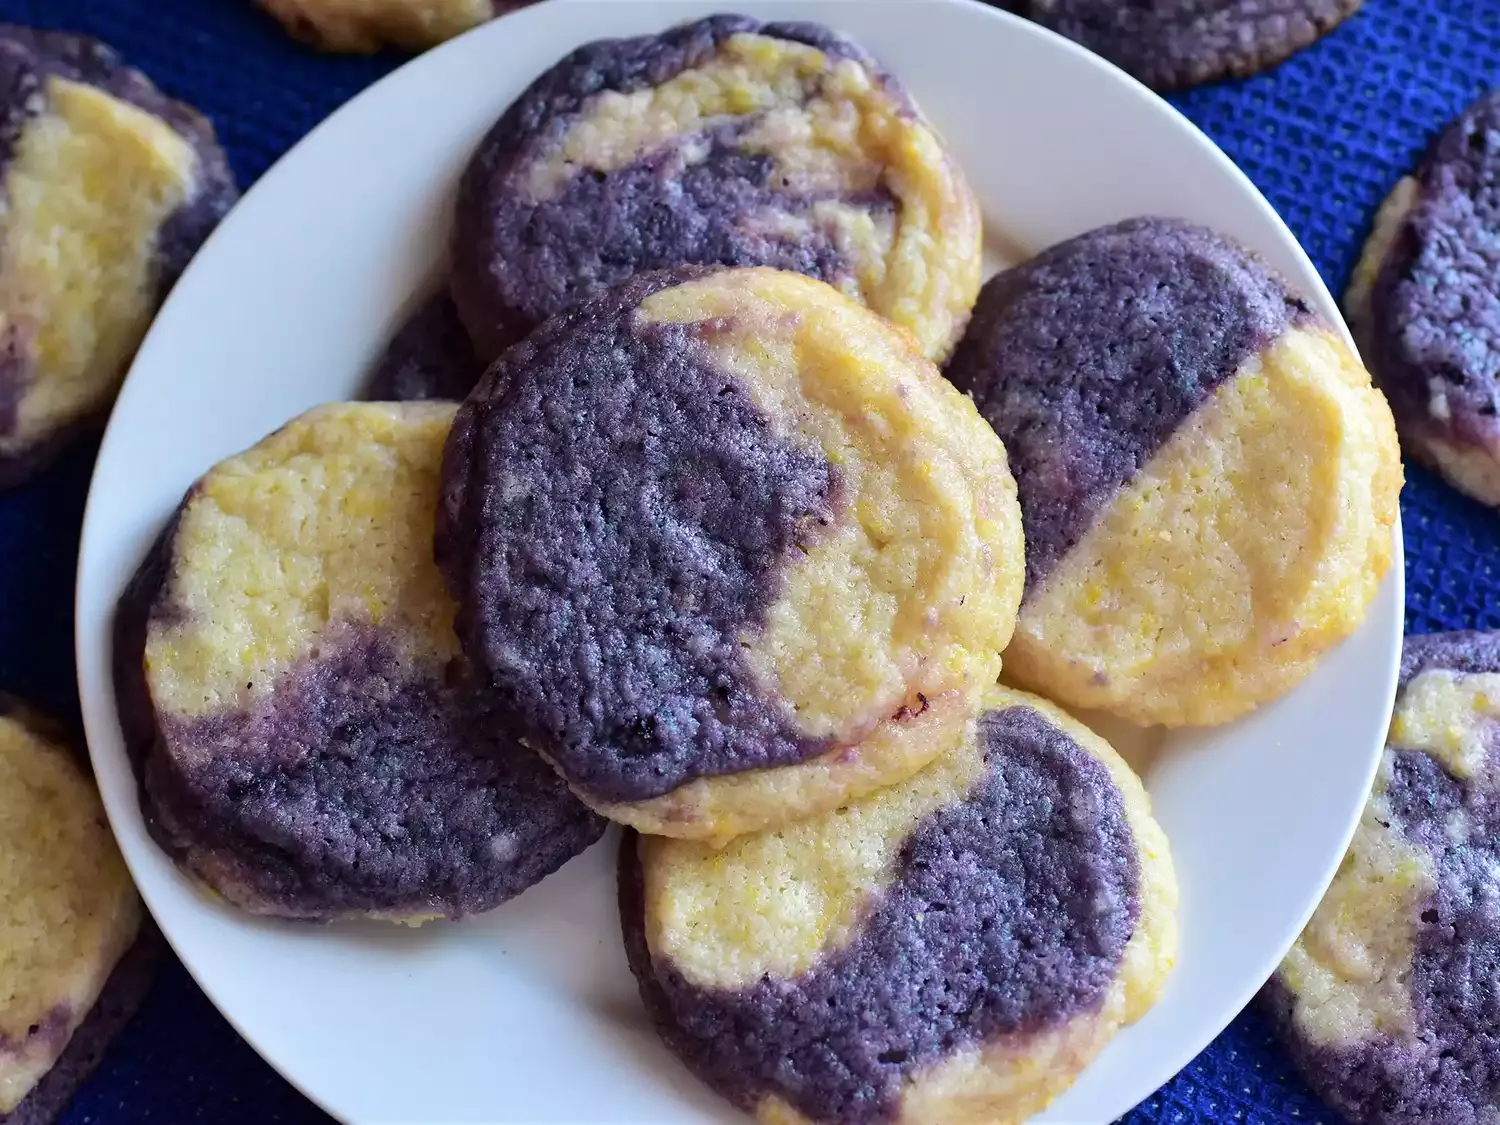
[622,690,1174,1125]
[115,404,605,922]
[0,26,237,490]
[1000,0,1364,90]
[1263,631,1500,1125]
[439,267,838,807]
[1349,91,1500,508]
[364,292,485,402]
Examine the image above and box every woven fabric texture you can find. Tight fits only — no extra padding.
[0,1,1494,1122]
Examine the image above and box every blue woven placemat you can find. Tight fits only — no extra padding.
[0,1,1495,1122]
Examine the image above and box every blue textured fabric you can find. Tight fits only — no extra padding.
[0,1,1494,1122]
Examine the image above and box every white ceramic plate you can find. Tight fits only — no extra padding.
[74,2,1404,1122]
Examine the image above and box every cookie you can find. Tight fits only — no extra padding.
[1264,631,1500,1125]
[621,684,1177,1125]
[946,217,1401,728]
[450,13,981,364]
[1345,92,1500,509]
[439,266,1024,843]
[258,0,530,53]
[113,402,605,922]
[0,27,237,490]
[0,701,155,1124]
[365,292,484,402]
[1003,1,1364,91]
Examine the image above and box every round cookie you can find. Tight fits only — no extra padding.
[365,292,484,402]
[1345,92,1500,509]
[1003,0,1364,91]
[450,13,981,364]
[946,217,1401,728]
[439,266,1024,842]
[114,402,604,922]
[0,26,237,490]
[0,700,157,1125]
[621,684,1178,1125]
[1264,631,1500,1125]
[258,0,530,53]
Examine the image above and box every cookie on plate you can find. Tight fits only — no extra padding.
[1345,92,1500,509]
[365,292,484,402]
[622,684,1177,1125]
[945,217,1401,728]
[258,0,530,53]
[0,27,237,490]
[1001,0,1364,90]
[451,13,981,364]
[114,402,605,922]
[439,266,1024,843]
[0,701,158,1125]
[1264,630,1500,1125]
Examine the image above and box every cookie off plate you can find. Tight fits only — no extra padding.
[73,1,1404,1122]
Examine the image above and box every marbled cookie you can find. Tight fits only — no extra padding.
[365,292,484,402]
[0,27,236,489]
[1001,0,1364,90]
[1265,630,1500,1125]
[0,701,156,1125]
[621,684,1177,1125]
[1346,91,1500,508]
[440,267,1024,842]
[114,402,604,922]
[946,217,1401,728]
[259,0,530,53]
[451,14,981,363]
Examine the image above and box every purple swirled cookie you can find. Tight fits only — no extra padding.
[999,0,1364,90]
[259,0,532,53]
[0,700,159,1125]
[439,266,1024,843]
[113,402,604,923]
[1346,91,1500,509]
[945,217,1401,728]
[621,685,1177,1125]
[365,292,484,402]
[0,26,236,490]
[450,13,981,364]
[1264,630,1500,1125]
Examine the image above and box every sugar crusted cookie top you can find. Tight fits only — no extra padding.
[1365,92,1500,453]
[626,685,1176,1125]
[451,14,980,361]
[1270,631,1500,1125]
[441,267,1022,824]
[127,403,603,920]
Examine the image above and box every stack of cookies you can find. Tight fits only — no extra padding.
[113,14,1403,1124]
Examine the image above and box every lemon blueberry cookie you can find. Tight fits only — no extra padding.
[438,267,1024,843]
[258,0,531,53]
[946,217,1401,728]
[113,402,604,922]
[1264,631,1500,1125]
[0,27,236,489]
[1000,0,1364,91]
[450,13,981,363]
[0,701,157,1125]
[1345,91,1500,509]
[365,292,484,402]
[620,684,1177,1125]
